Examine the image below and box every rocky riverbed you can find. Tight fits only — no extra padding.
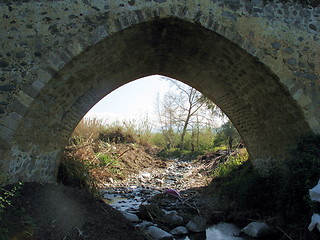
[100,157,269,240]
[59,142,278,239]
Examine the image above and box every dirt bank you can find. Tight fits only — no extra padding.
[0,183,146,240]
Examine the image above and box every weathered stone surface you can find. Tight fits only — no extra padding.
[0,84,16,92]
[271,41,281,50]
[0,61,9,68]
[186,215,206,233]
[15,52,26,59]
[146,226,173,240]
[163,211,184,226]
[119,210,139,222]
[241,222,273,237]
[0,0,319,183]
[170,226,188,235]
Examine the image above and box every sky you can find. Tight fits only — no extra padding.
[85,75,172,123]
[85,75,226,128]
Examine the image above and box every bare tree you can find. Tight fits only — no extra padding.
[157,78,220,150]
[155,92,179,149]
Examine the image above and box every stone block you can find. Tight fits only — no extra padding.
[0,113,21,131]
[0,126,14,140]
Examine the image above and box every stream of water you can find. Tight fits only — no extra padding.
[103,187,249,240]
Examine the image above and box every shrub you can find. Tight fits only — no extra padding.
[57,150,98,197]
[213,134,320,227]
[157,148,182,158]
[212,149,248,178]
[96,153,119,168]
[98,126,137,144]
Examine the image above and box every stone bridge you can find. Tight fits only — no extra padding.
[0,0,319,184]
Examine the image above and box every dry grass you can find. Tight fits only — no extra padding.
[59,117,161,192]
[70,118,107,145]
[60,140,163,189]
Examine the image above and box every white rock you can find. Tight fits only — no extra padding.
[140,172,151,179]
[146,226,174,240]
[119,210,139,222]
[170,226,188,235]
[241,222,272,237]
[310,179,320,202]
[308,214,320,232]
[186,215,206,233]
[108,177,114,183]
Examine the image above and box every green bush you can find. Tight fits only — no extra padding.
[96,153,119,168]
[157,147,206,161]
[195,127,216,151]
[213,121,241,149]
[151,133,166,147]
[157,148,183,158]
[212,150,249,178]
[214,134,320,225]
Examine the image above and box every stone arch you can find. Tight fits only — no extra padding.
[4,17,310,183]
[0,0,318,183]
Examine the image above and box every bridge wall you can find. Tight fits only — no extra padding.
[0,0,319,183]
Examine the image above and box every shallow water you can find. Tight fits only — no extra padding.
[103,189,249,240]
[175,222,245,240]
[102,186,158,212]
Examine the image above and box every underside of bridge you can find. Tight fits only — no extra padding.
[5,18,310,183]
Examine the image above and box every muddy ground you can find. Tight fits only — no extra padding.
[0,183,147,240]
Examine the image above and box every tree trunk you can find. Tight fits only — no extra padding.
[180,114,191,150]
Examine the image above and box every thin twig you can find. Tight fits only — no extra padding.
[276,226,293,240]
[100,205,109,213]
[0,187,12,194]
[147,210,154,221]
[178,197,202,216]
[117,148,131,159]
[75,227,83,237]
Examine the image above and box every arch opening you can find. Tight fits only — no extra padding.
[6,17,310,183]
